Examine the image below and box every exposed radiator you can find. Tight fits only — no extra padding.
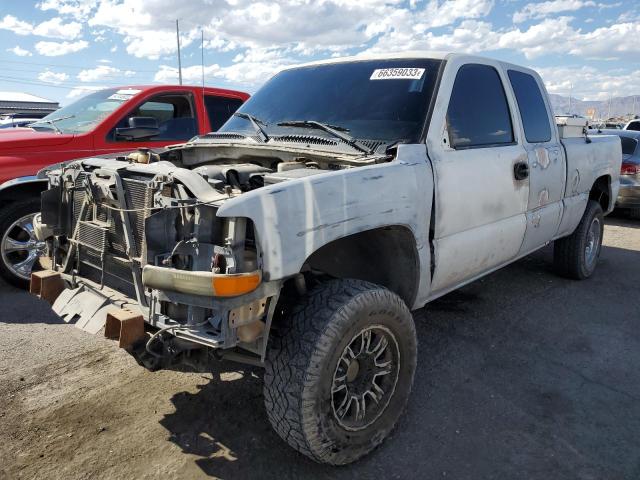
[70,171,153,293]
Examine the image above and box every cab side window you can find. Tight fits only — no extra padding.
[627,121,640,132]
[446,64,514,149]
[110,93,197,142]
[508,70,552,143]
[204,95,243,132]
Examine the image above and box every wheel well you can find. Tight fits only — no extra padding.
[0,180,47,209]
[589,175,611,212]
[299,226,419,307]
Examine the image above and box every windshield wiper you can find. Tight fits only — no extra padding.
[277,120,374,155]
[233,112,269,143]
[31,114,76,134]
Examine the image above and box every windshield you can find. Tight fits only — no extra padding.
[30,88,140,134]
[219,59,443,144]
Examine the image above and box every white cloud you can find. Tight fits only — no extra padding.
[154,47,293,86]
[124,29,197,60]
[537,65,640,100]
[0,14,82,40]
[37,0,95,20]
[35,40,89,56]
[426,0,495,28]
[513,0,595,23]
[498,17,640,59]
[33,17,82,40]
[0,15,32,35]
[66,85,106,99]
[85,0,495,60]
[77,65,135,82]
[7,46,32,57]
[3,0,635,104]
[38,69,70,84]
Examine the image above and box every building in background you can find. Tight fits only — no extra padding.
[0,92,59,119]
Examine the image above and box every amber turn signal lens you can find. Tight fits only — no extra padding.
[212,271,262,297]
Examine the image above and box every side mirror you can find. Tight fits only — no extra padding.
[115,116,160,140]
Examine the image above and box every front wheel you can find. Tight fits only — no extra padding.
[263,279,417,465]
[0,200,45,288]
[553,200,604,280]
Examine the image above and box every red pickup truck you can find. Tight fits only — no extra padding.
[0,84,249,287]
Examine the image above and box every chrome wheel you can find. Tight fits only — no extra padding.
[331,325,400,431]
[1,213,45,281]
[584,216,601,269]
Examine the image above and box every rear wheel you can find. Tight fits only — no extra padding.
[263,279,417,465]
[0,200,45,288]
[553,200,604,280]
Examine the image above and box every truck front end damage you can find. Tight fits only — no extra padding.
[36,157,281,366]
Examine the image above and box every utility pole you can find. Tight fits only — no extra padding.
[201,29,205,114]
[607,94,612,120]
[176,19,183,85]
[568,83,572,115]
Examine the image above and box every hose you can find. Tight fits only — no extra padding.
[145,319,211,359]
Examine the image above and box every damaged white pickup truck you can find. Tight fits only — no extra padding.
[32,53,621,464]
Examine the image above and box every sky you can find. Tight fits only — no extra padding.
[0,0,638,105]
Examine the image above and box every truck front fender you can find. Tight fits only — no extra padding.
[217,144,435,310]
[0,176,48,207]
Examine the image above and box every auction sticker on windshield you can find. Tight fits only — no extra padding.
[370,68,425,80]
[107,89,142,101]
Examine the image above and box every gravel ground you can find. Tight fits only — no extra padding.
[0,215,639,480]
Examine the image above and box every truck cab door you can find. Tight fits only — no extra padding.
[506,69,566,255]
[426,60,529,295]
[96,92,200,155]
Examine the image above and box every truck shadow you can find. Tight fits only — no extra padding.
[159,242,640,479]
[0,277,65,324]
[606,210,639,228]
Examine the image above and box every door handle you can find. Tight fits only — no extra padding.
[514,161,529,180]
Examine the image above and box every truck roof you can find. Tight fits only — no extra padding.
[94,84,249,99]
[283,52,538,77]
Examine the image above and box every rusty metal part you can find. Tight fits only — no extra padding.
[237,320,265,343]
[229,296,267,328]
[104,309,145,350]
[30,269,64,305]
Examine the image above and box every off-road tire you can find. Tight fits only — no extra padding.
[263,278,417,465]
[629,208,640,220]
[553,200,604,280]
[0,199,42,288]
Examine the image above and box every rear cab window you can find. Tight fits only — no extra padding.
[507,70,552,143]
[620,136,638,156]
[446,64,514,149]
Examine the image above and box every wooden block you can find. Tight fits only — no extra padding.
[104,309,145,350]
[30,270,64,305]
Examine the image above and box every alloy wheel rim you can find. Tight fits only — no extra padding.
[331,325,400,431]
[584,217,601,269]
[1,213,45,281]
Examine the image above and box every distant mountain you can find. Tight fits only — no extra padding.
[548,94,640,120]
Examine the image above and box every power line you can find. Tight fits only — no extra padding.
[0,58,160,73]
[0,65,152,81]
[0,75,140,91]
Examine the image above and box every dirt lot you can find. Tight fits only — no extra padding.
[1,215,639,480]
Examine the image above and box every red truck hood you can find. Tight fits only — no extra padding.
[0,128,75,152]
